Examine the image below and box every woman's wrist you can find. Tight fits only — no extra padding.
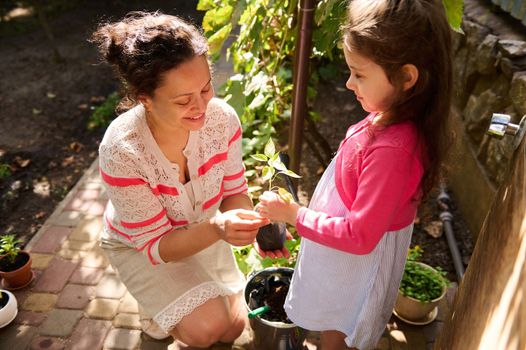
[209,215,224,241]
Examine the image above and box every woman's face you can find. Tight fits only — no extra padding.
[143,55,214,132]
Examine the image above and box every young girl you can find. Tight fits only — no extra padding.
[256,0,453,349]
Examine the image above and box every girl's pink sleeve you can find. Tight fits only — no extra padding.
[295,146,421,254]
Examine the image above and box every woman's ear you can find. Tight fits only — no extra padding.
[138,94,152,112]
[401,64,419,91]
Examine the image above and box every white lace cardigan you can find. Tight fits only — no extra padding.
[99,98,247,265]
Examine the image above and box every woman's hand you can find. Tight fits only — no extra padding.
[211,209,269,246]
[254,229,293,259]
[256,191,301,226]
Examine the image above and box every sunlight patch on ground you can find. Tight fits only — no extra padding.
[2,7,33,22]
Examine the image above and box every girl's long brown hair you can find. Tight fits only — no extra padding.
[343,0,454,198]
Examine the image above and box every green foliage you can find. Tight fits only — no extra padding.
[0,163,11,179]
[87,92,119,130]
[0,234,23,265]
[199,0,347,158]
[399,246,449,302]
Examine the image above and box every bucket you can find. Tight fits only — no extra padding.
[244,267,307,350]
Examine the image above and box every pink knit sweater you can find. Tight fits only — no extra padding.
[296,114,424,254]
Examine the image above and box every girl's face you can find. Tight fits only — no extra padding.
[142,55,214,132]
[343,46,397,114]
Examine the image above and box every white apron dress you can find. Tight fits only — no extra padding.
[284,156,413,349]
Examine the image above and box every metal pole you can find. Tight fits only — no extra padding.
[289,0,316,177]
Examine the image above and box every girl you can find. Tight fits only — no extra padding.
[256,0,453,349]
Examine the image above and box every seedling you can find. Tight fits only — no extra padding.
[250,138,300,203]
[250,138,300,251]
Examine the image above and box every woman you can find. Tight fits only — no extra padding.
[91,11,269,347]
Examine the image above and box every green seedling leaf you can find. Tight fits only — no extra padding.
[278,187,294,203]
[264,138,276,157]
[280,169,301,179]
[269,159,287,172]
[250,154,268,162]
[261,166,275,182]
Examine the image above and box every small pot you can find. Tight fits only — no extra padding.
[0,251,33,290]
[256,222,286,251]
[0,290,18,328]
[394,263,447,321]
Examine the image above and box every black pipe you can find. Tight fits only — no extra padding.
[437,186,465,281]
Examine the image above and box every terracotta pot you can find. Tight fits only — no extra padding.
[394,262,447,321]
[256,222,286,251]
[0,251,33,290]
[0,290,18,328]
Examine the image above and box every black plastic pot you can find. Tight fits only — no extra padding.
[256,222,286,251]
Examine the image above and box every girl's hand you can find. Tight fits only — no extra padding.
[256,191,300,226]
[254,229,293,259]
[211,209,269,246]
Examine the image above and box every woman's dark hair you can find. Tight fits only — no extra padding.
[91,11,208,110]
[342,0,454,198]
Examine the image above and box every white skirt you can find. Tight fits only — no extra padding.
[101,238,245,333]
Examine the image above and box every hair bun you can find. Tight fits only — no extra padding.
[91,22,128,67]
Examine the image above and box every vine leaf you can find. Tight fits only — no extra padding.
[264,138,276,158]
[442,0,464,33]
[208,23,233,56]
[197,0,215,11]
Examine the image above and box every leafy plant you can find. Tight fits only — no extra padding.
[250,138,300,202]
[232,138,302,274]
[86,91,119,130]
[399,246,449,302]
[0,234,23,265]
[0,163,11,179]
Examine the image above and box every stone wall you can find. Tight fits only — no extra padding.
[448,0,526,237]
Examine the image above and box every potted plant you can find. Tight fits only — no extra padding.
[394,246,449,325]
[0,234,33,290]
[250,138,300,251]
[0,289,18,328]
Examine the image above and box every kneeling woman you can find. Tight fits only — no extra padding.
[92,12,268,347]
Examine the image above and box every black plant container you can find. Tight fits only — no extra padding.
[256,222,286,251]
